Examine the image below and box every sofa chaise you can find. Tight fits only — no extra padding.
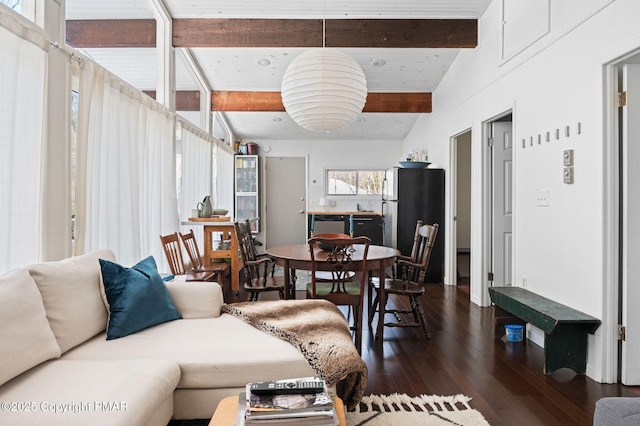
[0,249,365,425]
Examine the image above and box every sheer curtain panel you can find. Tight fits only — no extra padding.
[0,7,48,273]
[215,143,235,220]
[179,120,213,221]
[74,60,178,269]
[178,120,213,251]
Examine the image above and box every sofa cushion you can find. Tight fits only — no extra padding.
[62,315,316,389]
[0,359,180,426]
[165,280,223,318]
[594,397,640,426]
[28,249,116,353]
[100,256,182,340]
[0,268,61,387]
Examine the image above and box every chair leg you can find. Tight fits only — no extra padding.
[410,296,431,338]
[354,304,362,354]
[368,292,379,329]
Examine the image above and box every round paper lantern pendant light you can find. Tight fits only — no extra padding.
[281,48,367,133]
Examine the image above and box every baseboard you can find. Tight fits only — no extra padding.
[526,324,544,348]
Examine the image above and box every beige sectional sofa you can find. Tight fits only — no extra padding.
[0,250,318,425]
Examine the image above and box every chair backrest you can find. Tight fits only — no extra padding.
[235,220,257,261]
[159,233,187,275]
[235,220,265,285]
[179,230,204,269]
[307,236,371,301]
[407,220,424,263]
[400,223,439,285]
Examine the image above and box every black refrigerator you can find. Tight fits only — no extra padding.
[396,168,445,283]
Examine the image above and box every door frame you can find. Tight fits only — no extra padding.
[601,50,640,384]
[447,128,473,290]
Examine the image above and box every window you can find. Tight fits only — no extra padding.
[1,0,20,12]
[326,170,385,196]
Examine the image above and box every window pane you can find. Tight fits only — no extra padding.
[1,1,21,12]
[357,171,385,195]
[327,170,357,195]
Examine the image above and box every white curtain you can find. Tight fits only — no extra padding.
[179,119,213,221]
[0,7,48,273]
[75,60,178,268]
[215,143,235,220]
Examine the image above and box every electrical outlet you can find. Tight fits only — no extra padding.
[522,275,527,288]
[536,190,549,207]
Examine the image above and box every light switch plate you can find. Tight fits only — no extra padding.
[536,190,549,206]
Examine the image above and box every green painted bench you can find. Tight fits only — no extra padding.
[488,286,601,375]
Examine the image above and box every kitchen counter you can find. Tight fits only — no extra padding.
[308,211,382,216]
[308,212,383,245]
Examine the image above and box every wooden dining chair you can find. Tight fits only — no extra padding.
[179,230,230,288]
[159,233,216,282]
[307,235,371,354]
[311,233,354,282]
[368,222,439,339]
[367,220,422,321]
[235,220,285,301]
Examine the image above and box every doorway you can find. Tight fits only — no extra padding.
[603,56,640,385]
[264,157,307,248]
[483,114,514,298]
[452,130,472,294]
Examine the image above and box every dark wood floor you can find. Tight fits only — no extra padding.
[357,282,640,426]
[227,278,640,426]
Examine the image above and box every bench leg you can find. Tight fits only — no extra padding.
[544,324,588,375]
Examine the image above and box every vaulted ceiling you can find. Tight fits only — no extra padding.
[64,0,492,141]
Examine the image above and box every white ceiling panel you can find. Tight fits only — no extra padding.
[65,0,491,140]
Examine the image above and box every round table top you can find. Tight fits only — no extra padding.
[267,243,400,263]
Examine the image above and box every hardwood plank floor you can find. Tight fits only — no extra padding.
[355,283,640,425]
[223,277,640,425]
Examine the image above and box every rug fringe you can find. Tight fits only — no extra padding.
[357,393,473,413]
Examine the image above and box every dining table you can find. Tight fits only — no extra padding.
[266,243,400,344]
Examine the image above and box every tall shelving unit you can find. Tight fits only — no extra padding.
[235,155,259,232]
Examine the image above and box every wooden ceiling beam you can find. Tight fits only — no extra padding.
[66,19,156,48]
[173,18,476,48]
[66,18,477,49]
[211,91,431,113]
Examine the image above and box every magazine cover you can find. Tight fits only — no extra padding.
[245,377,333,418]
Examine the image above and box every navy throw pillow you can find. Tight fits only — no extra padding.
[100,256,182,340]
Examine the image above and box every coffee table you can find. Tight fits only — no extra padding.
[209,394,347,425]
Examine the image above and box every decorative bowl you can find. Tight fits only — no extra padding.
[212,209,228,216]
[399,161,431,169]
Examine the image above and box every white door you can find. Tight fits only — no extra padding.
[264,157,306,248]
[491,121,513,287]
[621,64,640,384]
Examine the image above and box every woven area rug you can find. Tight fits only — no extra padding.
[346,393,490,426]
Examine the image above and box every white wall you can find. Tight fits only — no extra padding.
[251,139,403,213]
[402,0,640,382]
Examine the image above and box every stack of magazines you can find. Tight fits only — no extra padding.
[240,377,337,425]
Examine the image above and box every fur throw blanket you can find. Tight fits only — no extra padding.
[221,299,368,411]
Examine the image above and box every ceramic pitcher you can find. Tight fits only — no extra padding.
[197,196,213,218]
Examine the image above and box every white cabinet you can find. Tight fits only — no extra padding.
[235,155,259,232]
